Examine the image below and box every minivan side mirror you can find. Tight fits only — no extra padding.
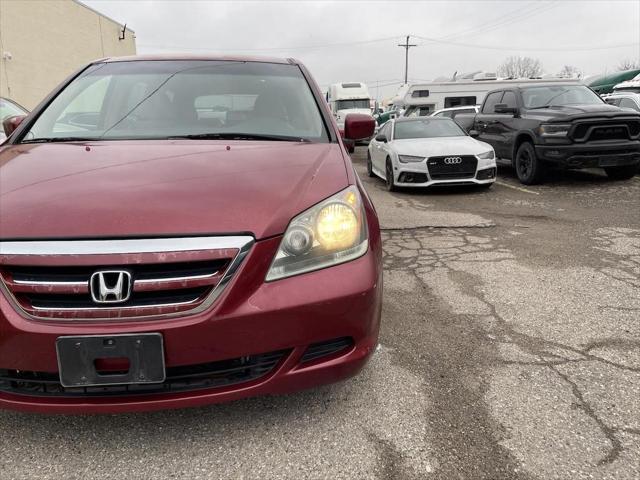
[468,129,480,138]
[375,134,388,142]
[344,113,375,140]
[2,114,27,138]
[494,103,518,115]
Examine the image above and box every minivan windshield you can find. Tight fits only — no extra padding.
[23,60,329,143]
[394,118,466,140]
[522,85,604,109]
[335,99,370,111]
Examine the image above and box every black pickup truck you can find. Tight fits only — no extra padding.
[455,83,640,184]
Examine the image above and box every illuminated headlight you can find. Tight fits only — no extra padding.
[398,155,424,163]
[539,123,571,137]
[477,150,495,160]
[266,186,368,281]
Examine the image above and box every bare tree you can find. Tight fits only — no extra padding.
[558,65,582,79]
[617,59,640,71]
[497,56,543,79]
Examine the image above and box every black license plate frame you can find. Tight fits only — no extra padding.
[56,333,166,388]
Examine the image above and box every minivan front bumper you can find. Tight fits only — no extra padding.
[0,232,382,414]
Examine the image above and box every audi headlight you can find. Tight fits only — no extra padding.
[266,186,368,281]
[398,155,425,163]
[477,150,495,160]
[539,123,571,137]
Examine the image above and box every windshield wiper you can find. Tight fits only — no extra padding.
[168,133,311,142]
[21,136,104,144]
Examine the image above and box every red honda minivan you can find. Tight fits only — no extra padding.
[0,55,381,413]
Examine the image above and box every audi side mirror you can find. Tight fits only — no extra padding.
[375,134,388,143]
[2,114,27,138]
[344,113,375,140]
[494,103,518,115]
[468,129,480,138]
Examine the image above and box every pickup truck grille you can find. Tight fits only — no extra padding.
[571,119,640,142]
[0,236,253,321]
[427,155,478,180]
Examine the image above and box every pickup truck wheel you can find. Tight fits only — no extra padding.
[604,165,637,180]
[515,142,545,185]
[367,151,375,177]
[385,159,397,192]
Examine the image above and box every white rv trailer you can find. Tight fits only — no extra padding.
[402,73,579,117]
[326,82,373,129]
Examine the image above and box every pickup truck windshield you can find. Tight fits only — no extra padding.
[394,118,465,140]
[522,85,604,109]
[23,60,329,143]
[335,99,370,110]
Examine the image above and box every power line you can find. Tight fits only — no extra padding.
[435,1,558,42]
[138,35,402,53]
[412,35,639,52]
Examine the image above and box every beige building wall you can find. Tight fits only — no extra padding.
[0,0,136,109]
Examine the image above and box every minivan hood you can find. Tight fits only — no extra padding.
[0,140,348,240]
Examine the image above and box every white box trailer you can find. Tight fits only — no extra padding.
[403,74,578,117]
[326,82,374,129]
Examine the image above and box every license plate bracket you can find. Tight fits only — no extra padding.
[598,156,630,167]
[56,333,166,388]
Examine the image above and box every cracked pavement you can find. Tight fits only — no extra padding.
[1,148,639,479]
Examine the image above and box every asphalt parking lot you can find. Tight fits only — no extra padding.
[1,147,639,480]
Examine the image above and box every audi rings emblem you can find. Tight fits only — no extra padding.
[443,157,463,164]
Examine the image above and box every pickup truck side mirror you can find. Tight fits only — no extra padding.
[468,129,480,138]
[375,134,388,143]
[494,103,518,115]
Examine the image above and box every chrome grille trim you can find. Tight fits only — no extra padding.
[13,279,88,287]
[30,296,200,312]
[0,236,254,322]
[134,271,220,285]
[0,236,252,256]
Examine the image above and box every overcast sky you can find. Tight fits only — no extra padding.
[84,0,640,100]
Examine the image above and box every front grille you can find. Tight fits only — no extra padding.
[0,350,287,397]
[0,236,253,321]
[571,119,640,142]
[427,155,478,180]
[301,337,354,363]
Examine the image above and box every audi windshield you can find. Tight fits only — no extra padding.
[394,118,466,140]
[21,60,329,143]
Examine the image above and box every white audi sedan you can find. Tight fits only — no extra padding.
[367,117,497,191]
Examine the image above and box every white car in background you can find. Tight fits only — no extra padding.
[602,92,640,113]
[367,117,497,191]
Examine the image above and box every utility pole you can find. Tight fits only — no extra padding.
[398,35,417,85]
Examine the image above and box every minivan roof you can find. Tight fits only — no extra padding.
[99,54,296,65]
